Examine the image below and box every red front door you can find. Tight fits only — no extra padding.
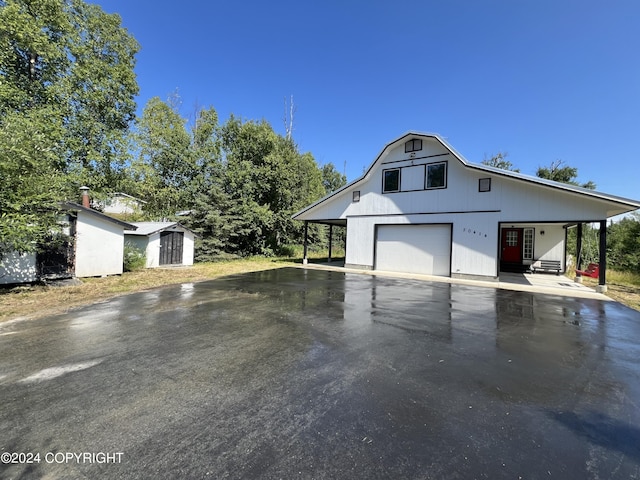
[501,228,522,263]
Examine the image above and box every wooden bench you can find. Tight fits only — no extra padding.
[531,259,562,275]
[576,263,600,279]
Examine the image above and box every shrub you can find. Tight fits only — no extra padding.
[123,242,146,272]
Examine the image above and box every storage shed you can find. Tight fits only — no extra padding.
[1,202,137,284]
[64,202,137,278]
[124,222,195,268]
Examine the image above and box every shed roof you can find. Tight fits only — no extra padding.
[124,221,195,237]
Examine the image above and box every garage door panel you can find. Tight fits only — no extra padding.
[375,225,451,276]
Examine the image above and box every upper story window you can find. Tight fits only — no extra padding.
[404,139,423,153]
[383,169,400,193]
[426,162,447,189]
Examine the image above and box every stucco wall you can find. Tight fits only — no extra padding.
[75,212,125,277]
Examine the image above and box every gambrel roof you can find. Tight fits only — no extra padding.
[293,132,640,220]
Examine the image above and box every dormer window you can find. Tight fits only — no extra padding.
[405,139,423,153]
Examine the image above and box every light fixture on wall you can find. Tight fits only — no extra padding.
[540,230,545,236]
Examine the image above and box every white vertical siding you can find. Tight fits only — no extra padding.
[346,212,500,277]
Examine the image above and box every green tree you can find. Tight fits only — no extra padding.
[0,0,139,256]
[481,152,519,172]
[321,163,347,194]
[132,96,196,220]
[607,212,640,273]
[536,159,596,189]
[186,116,326,259]
[219,117,325,255]
[0,107,66,253]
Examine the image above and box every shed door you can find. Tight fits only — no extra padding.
[375,225,451,276]
[160,231,184,265]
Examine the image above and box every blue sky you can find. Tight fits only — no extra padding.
[95,0,639,202]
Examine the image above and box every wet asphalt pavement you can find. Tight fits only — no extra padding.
[1,267,640,479]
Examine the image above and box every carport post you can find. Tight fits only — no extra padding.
[328,224,333,263]
[596,220,607,293]
[303,221,308,265]
[575,223,583,283]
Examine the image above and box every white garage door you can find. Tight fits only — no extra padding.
[375,224,451,276]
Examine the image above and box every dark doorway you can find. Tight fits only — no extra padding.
[36,232,74,280]
[160,231,184,265]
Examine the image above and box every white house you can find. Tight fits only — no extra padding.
[0,202,136,284]
[293,132,640,291]
[124,222,195,268]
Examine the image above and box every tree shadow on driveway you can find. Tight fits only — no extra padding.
[549,410,640,462]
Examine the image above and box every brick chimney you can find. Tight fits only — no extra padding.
[80,186,90,208]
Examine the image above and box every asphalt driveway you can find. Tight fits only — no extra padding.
[1,267,639,479]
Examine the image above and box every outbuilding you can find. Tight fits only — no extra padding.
[293,132,640,292]
[1,201,136,284]
[65,202,137,278]
[124,222,195,268]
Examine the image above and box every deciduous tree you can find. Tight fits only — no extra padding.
[536,159,595,189]
[0,0,139,257]
[481,152,519,172]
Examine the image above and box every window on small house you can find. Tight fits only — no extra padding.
[405,139,423,153]
[426,162,447,189]
[479,178,491,192]
[383,169,400,193]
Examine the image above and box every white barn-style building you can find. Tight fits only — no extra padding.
[293,132,640,292]
[124,222,195,268]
